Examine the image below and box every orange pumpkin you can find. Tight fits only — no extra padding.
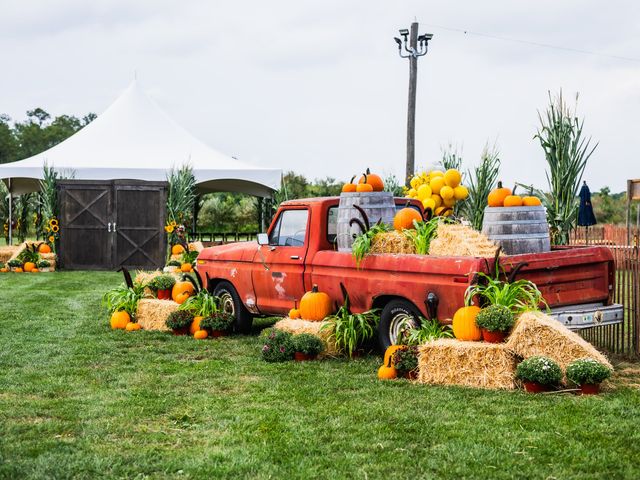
[110,311,131,330]
[38,243,51,254]
[378,364,398,380]
[452,306,482,341]
[383,345,406,366]
[194,329,208,340]
[289,308,301,319]
[30,268,39,273]
[180,263,193,273]
[358,168,384,192]
[393,207,422,231]
[342,176,357,193]
[23,262,36,272]
[125,322,142,331]
[14,267,24,273]
[503,195,523,207]
[171,244,185,255]
[190,316,204,334]
[487,181,512,207]
[299,284,332,321]
[172,281,195,304]
[355,176,374,193]
[523,196,542,206]
[0,267,8,273]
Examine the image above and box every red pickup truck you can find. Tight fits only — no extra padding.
[198,197,623,349]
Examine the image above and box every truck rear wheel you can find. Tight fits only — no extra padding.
[378,299,421,351]
[213,281,253,334]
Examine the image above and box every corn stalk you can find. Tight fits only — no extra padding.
[461,143,500,230]
[166,166,196,226]
[535,91,597,245]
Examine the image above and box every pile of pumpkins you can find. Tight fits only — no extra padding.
[487,182,541,207]
[341,168,385,193]
[288,284,332,321]
[109,311,142,331]
[170,244,195,273]
[405,169,468,215]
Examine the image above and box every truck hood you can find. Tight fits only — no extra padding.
[199,241,257,263]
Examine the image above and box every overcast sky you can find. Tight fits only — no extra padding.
[1,1,639,192]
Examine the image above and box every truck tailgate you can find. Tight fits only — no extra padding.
[500,246,614,308]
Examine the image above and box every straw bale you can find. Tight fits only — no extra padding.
[0,245,20,263]
[370,231,416,255]
[429,224,501,257]
[506,311,612,372]
[273,318,338,357]
[136,298,179,331]
[417,339,517,390]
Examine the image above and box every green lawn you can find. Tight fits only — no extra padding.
[1,272,639,479]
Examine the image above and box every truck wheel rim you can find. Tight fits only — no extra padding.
[389,313,416,344]
[219,292,235,316]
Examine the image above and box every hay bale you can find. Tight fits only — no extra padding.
[417,339,517,390]
[370,231,416,255]
[429,224,501,257]
[0,245,21,263]
[506,311,612,372]
[136,299,179,331]
[273,318,338,357]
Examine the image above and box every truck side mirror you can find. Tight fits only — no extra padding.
[256,233,269,245]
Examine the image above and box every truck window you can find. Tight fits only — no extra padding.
[327,206,338,244]
[269,209,309,246]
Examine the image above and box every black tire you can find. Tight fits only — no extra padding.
[378,299,422,351]
[213,281,253,334]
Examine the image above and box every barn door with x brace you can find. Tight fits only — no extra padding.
[112,181,167,270]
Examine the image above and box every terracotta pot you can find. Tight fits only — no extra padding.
[294,352,317,361]
[580,383,600,395]
[211,330,226,338]
[157,289,171,300]
[523,381,550,393]
[481,329,507,343]
[404,370,418,380]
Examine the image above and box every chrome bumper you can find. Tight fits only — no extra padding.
[549,303,624,330]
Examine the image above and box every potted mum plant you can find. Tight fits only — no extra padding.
[566,358,612,395]
[165,310,194,335]
[516,356,562,393]
[37,260,51,273]
[392,346,419,380]
[475,305,515,343]
[261,330,295,362]
[200,312,235,337]
[292,334,324,361]
[151,274,176,300]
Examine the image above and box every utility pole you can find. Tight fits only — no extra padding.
[394,23,433,186]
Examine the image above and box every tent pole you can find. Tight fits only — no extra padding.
[7,179,12,246]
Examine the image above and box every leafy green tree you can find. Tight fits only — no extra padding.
[0,115,18,164]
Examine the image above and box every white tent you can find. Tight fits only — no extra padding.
[0,81,281,197]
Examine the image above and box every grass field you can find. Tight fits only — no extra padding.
[1,272,639,479]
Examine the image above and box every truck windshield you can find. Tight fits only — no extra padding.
[269,209,308,246]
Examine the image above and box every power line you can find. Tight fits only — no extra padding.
[423,23,640,63]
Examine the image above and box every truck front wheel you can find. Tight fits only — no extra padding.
[213,281,253,334]
[378,300,421,351]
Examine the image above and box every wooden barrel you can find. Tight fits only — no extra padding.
[481,206,550,255]
[337,192,396,252]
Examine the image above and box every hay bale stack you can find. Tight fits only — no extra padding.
[417,339,517,390]
[0,245,21,263]
[429,224,501,257]
[370,231,416,255]
[273,318,338,357]
[40,252,57,270]
[506,311,612,372]
[136,299,179,331]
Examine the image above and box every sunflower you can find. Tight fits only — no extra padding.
[51,225,59,233]
[49,218,58,227]
[165,225,175,233]
[170,220,177,227]
[49,236,55,243]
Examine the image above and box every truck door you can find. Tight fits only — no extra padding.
[252,207,310,314]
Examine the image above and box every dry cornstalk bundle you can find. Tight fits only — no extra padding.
[417,339,517,390]
[274,318,338,357]
[136,298,179,331]
[429,224,501,257]
[506,311,612,374]
[369,231,416,255]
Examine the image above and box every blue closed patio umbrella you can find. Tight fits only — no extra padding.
[578,181,596,243]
